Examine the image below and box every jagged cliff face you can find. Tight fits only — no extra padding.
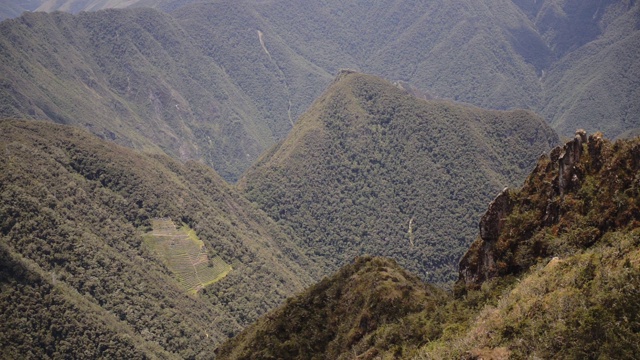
[459,131,640,288]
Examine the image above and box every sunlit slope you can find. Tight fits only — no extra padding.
[221,133,640,360]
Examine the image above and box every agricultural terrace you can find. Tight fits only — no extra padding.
[144,218,232,295]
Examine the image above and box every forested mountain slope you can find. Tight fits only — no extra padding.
[539,2,640,137]
[250,0,546,110]
[216,256,448,360]
[0,119,319,358]
[246,0,640,138]
[0,8,271,181]
[172,0,333,142]
[0,0,637,180]
[219,133,640,360]
[239,72,559,284]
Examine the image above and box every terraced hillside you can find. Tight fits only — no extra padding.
[144,218,231,294]
[0,119,319,357]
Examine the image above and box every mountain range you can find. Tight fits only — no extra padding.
[0,0,639,358]
[0,119,319,358]
[0,71,561,357]
[1,0,639,181]
[240,71,558,283]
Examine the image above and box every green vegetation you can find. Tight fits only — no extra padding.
[240,72,559,284]
[1,1,638,181]
[0,119,319,357]
[172,1,333,143]
[0,2,638,357]
[0,8,270,181]
[220,134,640,360]
[143,218,231,295]
[541,3,640,138]
[216,256,450,360]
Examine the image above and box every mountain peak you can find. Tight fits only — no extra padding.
[240,73,558,283]
[215,255,444,360]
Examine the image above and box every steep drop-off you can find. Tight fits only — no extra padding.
[220,133,640,360]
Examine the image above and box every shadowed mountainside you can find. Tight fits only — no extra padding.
[0,1,637,180]
[0,8,271,181]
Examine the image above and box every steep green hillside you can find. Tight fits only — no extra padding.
[216,256,448,360]
[1,0,637,173]
[515,0,619,57]
[259,0,545,107]
[541,2,640,138]
[221,0,639,136]
[0,244,177,359]
[0,119,318,357]
[219,133,640,360]
[172,0,333,142]
[240,72,559,284]
[0,8,269,181]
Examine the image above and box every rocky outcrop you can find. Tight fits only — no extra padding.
[458,130,602,289]
[555,129,587,196]
[458,188,514,287]
[479,188,515,242]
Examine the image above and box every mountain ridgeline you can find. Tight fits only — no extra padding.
[219,133,640,360]
[0,119,320,358]
[0,0,639,182]
[0,8,282,182]
[0,0,638,357]
[240,72,559,284]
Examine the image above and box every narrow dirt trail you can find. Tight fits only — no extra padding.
[257,30,295,127]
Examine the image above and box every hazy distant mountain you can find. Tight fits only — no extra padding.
[0,0,637,177]
[539,2,640,138]
[239,72,559,283]
[172,0,334,144]
[0,0,45,21]
[0,8,274,181]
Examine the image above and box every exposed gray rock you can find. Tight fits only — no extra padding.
[459,130,594,288]
[558,129,587,195]
[479,187,514,243]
